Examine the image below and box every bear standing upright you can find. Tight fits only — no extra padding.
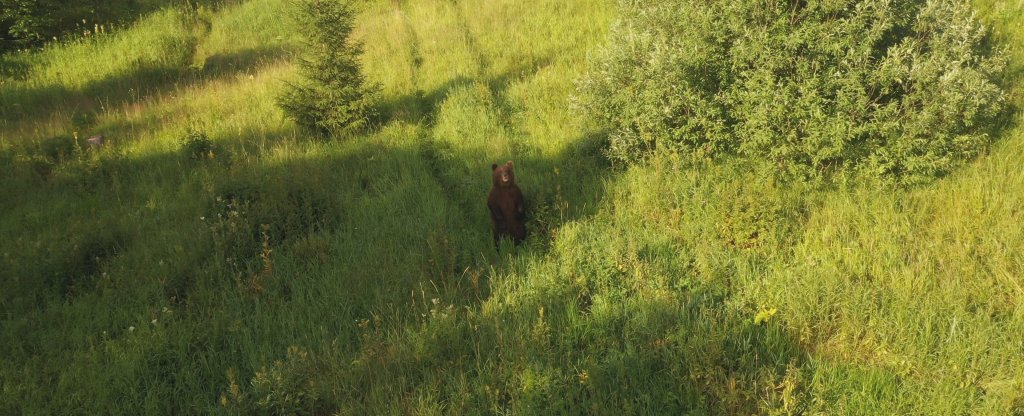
[488,161,526,248]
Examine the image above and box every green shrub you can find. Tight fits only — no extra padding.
[182,129,216,161]
[277,0,377,137]
[70,111,96,131]
[37,134,78,162]
[10,153,54,181]
[579,0,1007,184]
[220,346,326,415]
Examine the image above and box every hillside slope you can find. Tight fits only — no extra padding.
[1,0,1022,414]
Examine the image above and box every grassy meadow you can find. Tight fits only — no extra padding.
[1,0,1023,414]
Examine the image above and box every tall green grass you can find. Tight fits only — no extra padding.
[1,0,1022,414]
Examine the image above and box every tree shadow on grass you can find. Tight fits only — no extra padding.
[0,46,290,135]
[0,123,592,412]
[375,55,554,125]
[0,133,428,407]
[375,54,606,246]
[0,54,31,80]
[199,47,290,75]
[324,220,809,414]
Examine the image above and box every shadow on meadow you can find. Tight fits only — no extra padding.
[0,117,811,415]
[0,54,31,79]
[0,113,606,310]
[376,54,609,249]
[312,190,809,414]
[0,45,290,133]
[0,137,429,412]
[1,97,630,413]
[377,55,555,125]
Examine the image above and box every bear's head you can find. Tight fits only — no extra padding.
[492,161,516,187]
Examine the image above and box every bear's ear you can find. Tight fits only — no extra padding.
[506,160,514,168]
[492,163,498,171]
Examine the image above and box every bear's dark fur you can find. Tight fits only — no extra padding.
[488,161,526,247]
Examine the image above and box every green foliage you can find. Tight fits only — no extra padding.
[277,0,377,137]
[70,110,96,130]
[0,0,174,51]
[182,129,216,161]
[221,346,326,415]
[0,0,57,46]
[37,134,78,162]
[6,153,53,181]
[709,165,808,251]
[579,0,1007,184]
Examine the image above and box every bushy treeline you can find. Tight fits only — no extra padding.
[0,0,171,52]
[579,0,1007,184]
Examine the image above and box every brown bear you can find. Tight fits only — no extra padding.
[488,161,526,248]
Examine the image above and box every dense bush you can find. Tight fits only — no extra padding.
[182,129,216,161]
[277,0,377,137]
[579,0,1007,184]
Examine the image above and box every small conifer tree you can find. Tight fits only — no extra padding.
[278,0,377,137]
